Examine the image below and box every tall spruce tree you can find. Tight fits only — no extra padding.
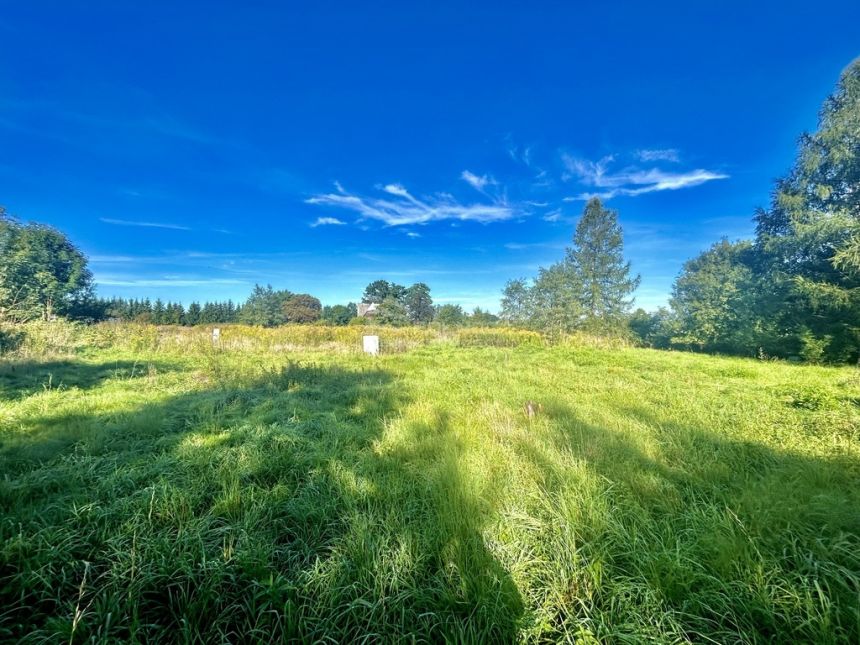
[570,198,640,330]
[754,58,860,361]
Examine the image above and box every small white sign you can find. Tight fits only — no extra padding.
[363,335,379,355]
[212,328,221,343]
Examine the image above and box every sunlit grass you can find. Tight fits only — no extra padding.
[1,327,858,642]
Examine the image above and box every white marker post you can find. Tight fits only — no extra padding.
[212,327,221,346]
[363,335,379,356]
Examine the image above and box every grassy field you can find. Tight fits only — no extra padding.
[1,324,858,643]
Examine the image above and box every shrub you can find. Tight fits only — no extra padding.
[0,325,24,355]
[800,330,831,364]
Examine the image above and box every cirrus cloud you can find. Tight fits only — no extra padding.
[461,170,496,191]
[306,182,516,226]
[309,216,346,227]
[561,153,728,200]
[635,148,680,162]
[100,217,191,230]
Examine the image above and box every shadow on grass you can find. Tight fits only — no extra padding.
[0,358,180,401]
[0,359,522,643]
[514,399,860,642]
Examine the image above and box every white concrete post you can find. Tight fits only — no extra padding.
[363,335,379,355]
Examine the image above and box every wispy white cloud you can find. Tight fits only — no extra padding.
[90,250,312,268]
[635,148,680,163]
[566,170,729,200]
[310,216,346,227]
[561,154,616,185]
[382,183,411,197]
[504,136,535,168]
[306,182,516,226]
[99,217,235,234]
[504,136,555,189]
[461,170,496,191]
[100,217,191,230]
[561,153,728,200]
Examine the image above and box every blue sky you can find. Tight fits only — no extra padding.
[2,2,858,311]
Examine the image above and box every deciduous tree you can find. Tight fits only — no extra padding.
[0,208,94,322]
[376,296,410,326]
[671,239,761,354]
[435,304,465,326]
[283,294,322,323]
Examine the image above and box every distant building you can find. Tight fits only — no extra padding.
[357,302,379,318]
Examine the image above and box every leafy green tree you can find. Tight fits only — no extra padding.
[283,294,322,323]
[500,278,533,325]
[753,58,860,361]
[362,280,406,304]
[529,261,583,334]
[628,308,654,343]
[241,284,291,327]
[628,307,676,349]
[435,304,465,327]
[323,303,356,325]
[404,283,434,323]
[468,307,499,326]
[0,209,94,322]
[570,198,640,331]
[670,240,761,354]
[376,296,410,326]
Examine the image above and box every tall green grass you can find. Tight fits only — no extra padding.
[1,325,858,642]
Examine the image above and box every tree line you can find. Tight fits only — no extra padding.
[94,298,243,325]
[0,225,498,328]
[357,279,499,326]
[94,279,500,327]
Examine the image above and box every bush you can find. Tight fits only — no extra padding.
[800,330,831,364]
[0,320,90,358]
[0,325,24,355]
